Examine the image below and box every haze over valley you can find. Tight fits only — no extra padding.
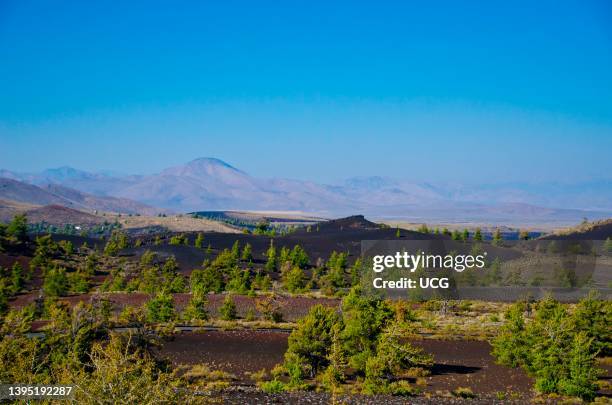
[1,157,610,227]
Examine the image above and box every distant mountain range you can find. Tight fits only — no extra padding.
[0,177,161,216]
[1,157,611,226]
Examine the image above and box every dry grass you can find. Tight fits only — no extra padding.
[114,214,240,233]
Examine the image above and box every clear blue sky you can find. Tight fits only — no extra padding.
[0,0,611,183]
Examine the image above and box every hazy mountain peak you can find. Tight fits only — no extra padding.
[188,157,236,168]
[161,157,245,178]
[41,166,94,180]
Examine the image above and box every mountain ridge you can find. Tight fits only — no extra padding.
[2,158,611,225]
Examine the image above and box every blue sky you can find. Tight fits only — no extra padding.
[0,0,611,183]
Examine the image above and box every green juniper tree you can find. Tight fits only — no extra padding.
[219,294,237,320]
[194,233,204,249]
[265,241,277,273]
[145,291,175,322]
[241,243,253,262]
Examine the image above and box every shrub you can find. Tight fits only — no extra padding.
[491,296,602,400]
[258,379,286,393]
[68,271,90,293]
[145,291,175,322]
[169,234,188,245]
[43,266,69,296]
[256,296,283,322]
[290,245,309,269]
[183,291,208,321]
[283,266,306,293]
[219,294,237,320]
[6,214,28,244]
[191,268,224,294]
[104,231,128,256]
[285,304,340,376]
[265,243,277,272]
[452,387,476,398]
[10,262,24,294]
[241,243,253,262]
[194,233,204,249]
[388,380,418,396]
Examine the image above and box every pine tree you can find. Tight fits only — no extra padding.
[241,243,253,262]
[6,214,28,244]
[321,324,347,391]
[43,266,69,296]
[183,290,208,321]
[220,294,237,320]
[195,233,204,249]
[10,262,24,294]
[279,246,290,266]
[231,240,240,261]
[146,291,175,322]
[265,241,277,273]
[473,228,483,241]
[492,228,503,246]
[284,266,306,293]
[558,332,598,400]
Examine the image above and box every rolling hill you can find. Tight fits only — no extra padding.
[0,177,162,216]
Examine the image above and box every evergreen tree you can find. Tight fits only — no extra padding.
[10,262,24,294]
[473,228,483,241]
[283,266,306,293]
[492,228,503,246]
[265,241,277,273]
[183,290,208,321]
[104,230,128,256]
[279,246,290,267]
[219,294,237,320]
[194,233,204,249]
[349,258,363,286]
[416,224,429,234]
[145,291,175,322]
[241,243,253,262]
[190,268,224,293]
[321,324,347,391]
[290,245,309,269]
[43,266,69,296]
[6,214,28,244]
[558,332,599,400]
[285,304,340,377]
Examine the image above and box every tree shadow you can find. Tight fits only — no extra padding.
[431,363,480,375]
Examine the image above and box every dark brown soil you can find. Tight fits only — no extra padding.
[157,330,288,378]
[9,292,340,323]
[156,330,534,397]
[412,340,532,395]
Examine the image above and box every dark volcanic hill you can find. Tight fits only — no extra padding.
[540,219,612,240]
[315,215,381,232]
